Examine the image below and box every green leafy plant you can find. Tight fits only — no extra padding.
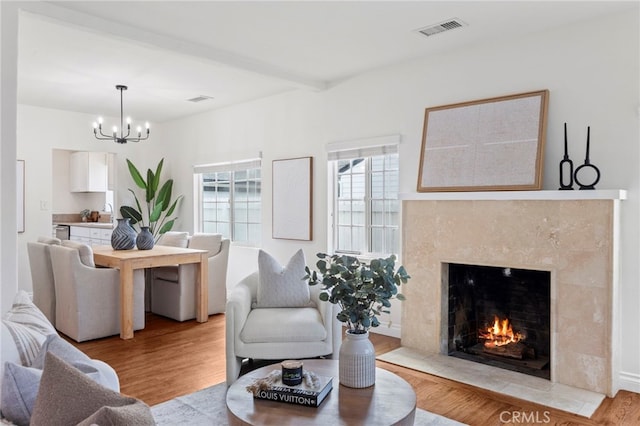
[120,158,183,241]
[305,253,410,334]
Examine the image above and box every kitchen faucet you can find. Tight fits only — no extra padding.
[104,203,114,224]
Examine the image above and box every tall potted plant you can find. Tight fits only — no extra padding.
[120,158,183,244]
[305,253,410,388]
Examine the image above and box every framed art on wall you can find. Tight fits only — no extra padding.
[272,156,313,240]
[417,90,549,192]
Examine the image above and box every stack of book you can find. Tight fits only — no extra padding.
[253,374,333,407]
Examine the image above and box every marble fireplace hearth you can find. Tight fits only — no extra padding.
[400,190,625,400]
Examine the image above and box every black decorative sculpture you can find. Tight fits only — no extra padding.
[574,126,600,190]
[558,122,574,190]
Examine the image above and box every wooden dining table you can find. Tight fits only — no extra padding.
[92,245,209,339]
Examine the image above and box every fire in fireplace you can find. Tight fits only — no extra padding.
[447,263,551,379]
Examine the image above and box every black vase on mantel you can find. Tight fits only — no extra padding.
[136,226,155,250]
[111,218,136,250]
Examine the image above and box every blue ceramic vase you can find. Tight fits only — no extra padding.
[136,226,155,250]
[111,218,136,250]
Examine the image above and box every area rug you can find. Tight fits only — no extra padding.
[151,381,465,425]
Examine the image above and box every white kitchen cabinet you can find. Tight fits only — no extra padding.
[70,225,113,246]
[70,151,108,192]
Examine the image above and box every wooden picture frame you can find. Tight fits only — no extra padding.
[272,156,313,240]
[17,159,25,233]
[417,90,549,192]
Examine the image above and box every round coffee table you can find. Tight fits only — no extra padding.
[226,359,416,425]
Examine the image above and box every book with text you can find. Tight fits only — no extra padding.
[253,375,333,407]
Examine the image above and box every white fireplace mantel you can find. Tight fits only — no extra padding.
[400,189,626,201]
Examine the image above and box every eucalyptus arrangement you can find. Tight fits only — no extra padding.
[305,253,410,334]
[120,158,183,241]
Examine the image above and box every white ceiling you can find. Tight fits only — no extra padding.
[16,1,635,123]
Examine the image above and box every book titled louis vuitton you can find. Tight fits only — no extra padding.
[251,373,333,407]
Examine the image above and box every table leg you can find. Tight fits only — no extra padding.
[196,253,209,323]
[120,261,134,339]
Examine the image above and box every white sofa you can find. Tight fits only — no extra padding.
[0,291,120,423]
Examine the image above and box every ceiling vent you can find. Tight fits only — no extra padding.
[415,18,466,38]
[187,95,214,103]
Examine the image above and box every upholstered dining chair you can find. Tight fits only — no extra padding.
[49,241,145,342]
[150,233,230,321]
[225,249,342,385]
[26,237,62,326]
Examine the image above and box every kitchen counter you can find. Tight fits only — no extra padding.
[56,222,114,229]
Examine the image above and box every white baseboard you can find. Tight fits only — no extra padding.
[619,371,640,394]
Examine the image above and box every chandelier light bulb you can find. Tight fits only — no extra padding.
[126,117,131,124]
[145,122,150,129]
[112,126,118,134]
[92,122,98,129]
[98,117,103,124]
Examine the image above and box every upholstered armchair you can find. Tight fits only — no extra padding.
[26,237,62,326]
[225,251,342,385]
[49,241,145,342]
[150,233,230,321]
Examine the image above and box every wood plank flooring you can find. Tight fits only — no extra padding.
[71,313,640,425]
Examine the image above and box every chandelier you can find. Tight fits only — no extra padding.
[93,85,150,144]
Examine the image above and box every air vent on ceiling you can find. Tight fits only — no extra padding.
[187,95,214,103]
[415,18,466,38]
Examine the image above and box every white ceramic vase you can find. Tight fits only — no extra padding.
[339,329,376,388]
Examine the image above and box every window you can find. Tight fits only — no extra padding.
[328,137,399,257]
[194,159,261,244]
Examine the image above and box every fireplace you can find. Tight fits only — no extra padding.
[400,194,624,396]
[446,263,551,379]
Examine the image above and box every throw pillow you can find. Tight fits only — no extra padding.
[1,291,56,366]
[0,363,41,426]
[1,335,115,426]
[29,334,89,369]
[61,240,95,267]
[256,249,310,308]
[30,353,154,426]
[157,231,189,248]
[0,360,107,426]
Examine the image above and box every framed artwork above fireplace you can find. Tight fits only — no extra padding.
[417,90,549,192]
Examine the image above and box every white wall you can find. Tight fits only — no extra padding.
[15,104,160,291]
[1,2,19,314]
[6,5,639,393]
[155,10,640,390]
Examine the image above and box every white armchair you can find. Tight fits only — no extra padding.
[225,271,341,385]
[150,233,230,321]
[26,237,61,326]
[49,242,145,342]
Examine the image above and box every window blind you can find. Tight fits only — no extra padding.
[326,134,400,161]
[193,158,261,174]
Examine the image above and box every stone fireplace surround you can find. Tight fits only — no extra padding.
[400,190,625,398]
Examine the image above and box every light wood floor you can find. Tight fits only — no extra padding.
[71,313,640,425]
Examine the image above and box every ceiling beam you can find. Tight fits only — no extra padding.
[19,1,327,92]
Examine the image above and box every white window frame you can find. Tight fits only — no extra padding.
[326,135,400,259]
[193,158,262,245]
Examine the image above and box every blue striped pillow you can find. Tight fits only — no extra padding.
[2,291,56,366]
